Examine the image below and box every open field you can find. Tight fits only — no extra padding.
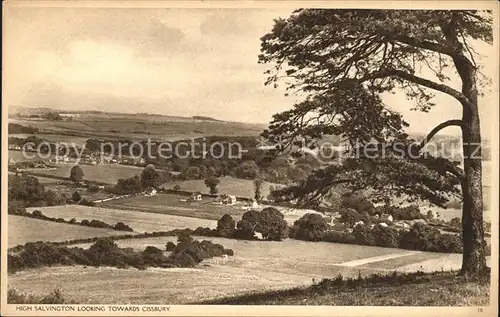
[99,193,322,223]
[31,164,144,184]
[8,115,265,142]
[43,183,113,201]
[25,205,216,233]
[37,133,90,145]
[162,176,282,199]
[8,171,60,185]
[8,150,50,162]
[9,235,487,304]
[7,216,132,247]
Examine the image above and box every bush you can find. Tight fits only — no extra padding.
[72,191,81,203]
[89,219,109,228]
[166,242,176,252]
[32,210,44,218]
[234,210,260,240]
[113,222,134,232]
[353,224,376,246]
[217,214,236,238]
[340,208,360,227]
[372,225,399,248]
[224,248,234,256]
[291,213,328,241]
[87,184,100,193]
[79,198,96,206]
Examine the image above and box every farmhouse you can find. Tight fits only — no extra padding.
[144,188,157,196]
[191,192,203,201]
[380,214,393,223]
[216,194,237,205]
[354,220,365,227]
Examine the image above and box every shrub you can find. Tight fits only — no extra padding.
[142,246,166,265]
[87,184,100,193]
[291,213,328,241]
[353,224,376,246]
[79,198,96,206]
[72,191,81,203]
[173,185,181,191]
[372,225,399,248]
[88,219,109,228]
[223,248,234,256]
[113,222,134,232]
[166,242,176,252]
[340,208,360,227]
[32,210,44,218]
[234,210,260,240]
[216,214,236,238]
[399,222,442,251]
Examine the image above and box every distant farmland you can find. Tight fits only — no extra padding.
[26,205,217,233]
[8,114,265,142]
[8,215,131,247]
[162,176,283,199]
[32,164,144,184]
[100,193,322,224]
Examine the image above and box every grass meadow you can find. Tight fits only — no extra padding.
[161,176,283,199]
[99,192,322,224]
[8,216,132,247]
[32,164,144,184]
[8,235,476,304]
[25,205,217,233]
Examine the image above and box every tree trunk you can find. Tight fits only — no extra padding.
[457,56,487,277]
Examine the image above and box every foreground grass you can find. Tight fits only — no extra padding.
[200,271,490,306]
[8,289,76,304]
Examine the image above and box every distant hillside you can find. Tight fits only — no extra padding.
[192,115,222,122]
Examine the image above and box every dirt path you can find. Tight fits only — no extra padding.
[338,251,422,267]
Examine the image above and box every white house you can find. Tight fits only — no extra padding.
[354,220,365,227]
[251,199,260,209]
[217,194,237,205]
[379,222,389,228]
[191,192,203,201]
[144,188,157,196]
[380,214,393,223]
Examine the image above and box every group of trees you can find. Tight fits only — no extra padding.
[8,174,67,210]
[215,207,289,241]
[8,236,234,274]
[8,123,38,134]
[112,165,171,195]
[258,8,492,275]
[290,213,463,253]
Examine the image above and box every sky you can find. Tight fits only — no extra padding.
[3,6,497,137]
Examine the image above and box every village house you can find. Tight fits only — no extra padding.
[144,187,157,196]
[191,192,203,201]
[380,214,393,223]
[354,220,365,227]
[216,194,237,205]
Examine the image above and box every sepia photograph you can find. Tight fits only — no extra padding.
[1,1,498,316]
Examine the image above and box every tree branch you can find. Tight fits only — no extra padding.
[348,69,472,107]
[382,32,457,56]
[419,119,463,149]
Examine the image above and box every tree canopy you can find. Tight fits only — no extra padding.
[259,9,493,275]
